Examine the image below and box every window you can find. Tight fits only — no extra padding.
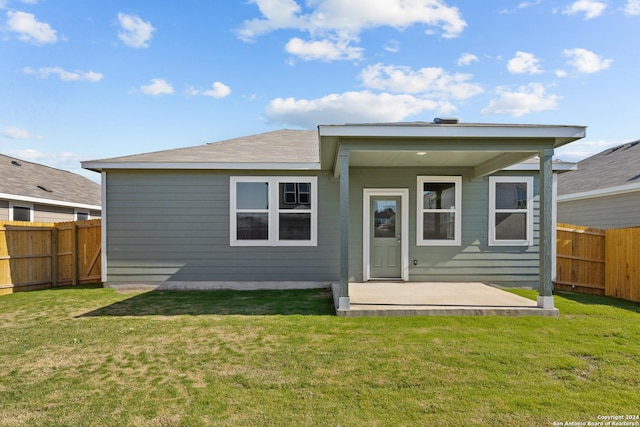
[75,210,90,221]
[489,176,534,246]
[230,177,317,246]
[10,204,33,222]
[417,176,462,246]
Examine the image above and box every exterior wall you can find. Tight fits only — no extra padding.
[0,199,101,222]
[349,168,541,287]
[105,170,340,283]
[0,200,8,220]
[558,191,640,229]
[33,204,76,223]
[104,168,541,287]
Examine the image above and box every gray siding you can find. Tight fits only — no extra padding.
[558,192,640,229]
[105,170,340,283]
[0,200,7,220]
[349,168,541,287]
[33,205,76,223]
[105,168,542,287]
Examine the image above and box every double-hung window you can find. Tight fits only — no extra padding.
[417,176,462,246]
[489,176,534,246]
[230,176,317,246]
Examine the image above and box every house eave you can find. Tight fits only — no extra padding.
[82,161,322,172]
[558,182,640,202]
[504,162,577,172]
[0,192,102,211]
[318,123,586,147]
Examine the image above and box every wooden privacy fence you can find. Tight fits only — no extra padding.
[555,223,640,302]
[0,219,101,295]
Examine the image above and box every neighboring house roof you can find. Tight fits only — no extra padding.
[83,129,319,171]
[558,140,640,199]
[0,154,101,209]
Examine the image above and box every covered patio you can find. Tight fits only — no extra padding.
[332,282,560,317]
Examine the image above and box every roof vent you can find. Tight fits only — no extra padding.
[37,185,53,193]
[11,160,22,166]
[433,117,459,124]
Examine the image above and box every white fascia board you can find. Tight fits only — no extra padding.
[558,182,640,202]
[81,161,321,172]
[318,124,586,142]
[504,162,577,172]
[0,192,101,211]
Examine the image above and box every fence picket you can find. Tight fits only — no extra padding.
[0,219,101,295]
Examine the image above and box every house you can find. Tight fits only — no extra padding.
[557,140,640,229]
[82,120,586,310]
[1,154,101,222]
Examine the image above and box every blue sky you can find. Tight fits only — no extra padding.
[1,0,639,181]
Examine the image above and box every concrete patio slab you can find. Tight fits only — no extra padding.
[332,282,559,317]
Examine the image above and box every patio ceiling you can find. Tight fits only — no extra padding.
[319,122,587,179]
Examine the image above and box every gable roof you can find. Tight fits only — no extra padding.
[83,129,319,171]
[0,154,101,208]
[558,140,640,197]
[83,123,586,174]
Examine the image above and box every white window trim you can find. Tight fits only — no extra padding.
[489,176,534,247]
[416,176,462,246]
[9,202,34,222]
[75,209,91,221]
[230,176,318,247]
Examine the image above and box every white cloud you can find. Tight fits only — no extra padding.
[6,11,57,44]
[201,82,232,98]
[285,37,363,61]
[137,78,174,96]
[117,13,155,48]
[186,82,232,98]
[481,83,560,117]
[563,48,612,73]
[22,66,103,82]
[555,69,569,77]
[507,51,543,74]
[265,91,453,128]
[563,0,607,19]
[384,40,400,53]
[237,0,466,61]
[359,63,483,100]
[2,126,43,140]
[624,0,640,15]
[457,53,478,66]
[0,0,9,7]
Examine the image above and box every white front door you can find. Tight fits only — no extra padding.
[363,189,409,281]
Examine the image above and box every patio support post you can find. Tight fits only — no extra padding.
[538,148,554,309]
[338,149,350,310]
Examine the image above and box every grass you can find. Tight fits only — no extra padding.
[1,285,639,426]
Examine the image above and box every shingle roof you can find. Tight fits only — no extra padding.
[557,140,640,195]
[83,129,319,165]
[0,154,101,206]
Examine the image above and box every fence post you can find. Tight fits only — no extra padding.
[72,222,79,285]
[51,227,58,288]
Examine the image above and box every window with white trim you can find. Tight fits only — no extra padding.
[230,177,317,246]
[417,176,462,246]
[75,210,90,221]
[9,203,33,222]
[489,176,534,246]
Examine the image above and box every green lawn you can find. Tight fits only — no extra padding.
[1,286,639,426]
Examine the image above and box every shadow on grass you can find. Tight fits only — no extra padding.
[78,288,336,317]
[555,290,640,313]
